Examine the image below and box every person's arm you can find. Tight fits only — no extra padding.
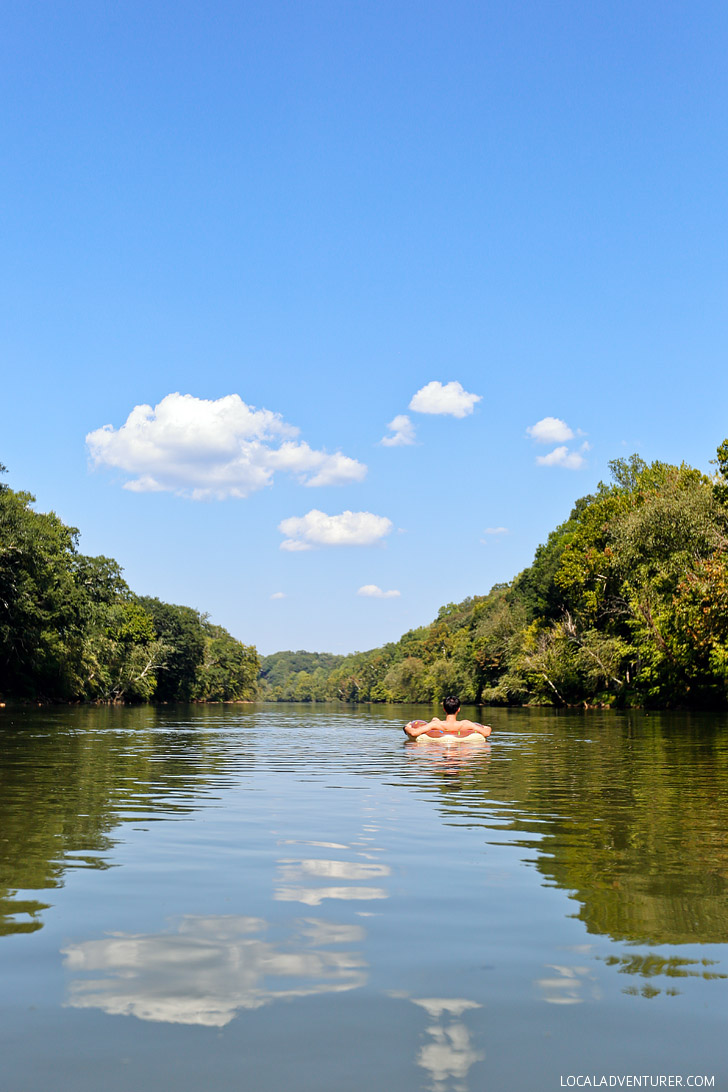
[472,722,492,738]
[403,718,441,738]
[457,719,492,738]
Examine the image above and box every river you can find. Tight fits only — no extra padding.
[1,703,727,1091]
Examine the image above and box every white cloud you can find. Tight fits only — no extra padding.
[357,584,401,599]
[279,510,393,551]
[380,415,416,447]
[526,417,575,445]
[270,592,286,600]
[527,417,588,470]
[536,446,586,470]
[86,393,367,499]
[482,526,509,535]
[409,381,481,419]
[266,442,365,487]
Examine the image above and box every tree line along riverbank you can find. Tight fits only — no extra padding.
[260,443,728,709]
[0,464,259,703]
[4,443,728,708]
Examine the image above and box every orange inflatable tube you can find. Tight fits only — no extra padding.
[404,720,488,743]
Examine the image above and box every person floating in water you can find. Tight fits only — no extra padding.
[403,696,492,739]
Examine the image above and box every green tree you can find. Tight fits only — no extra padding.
[382,656,433,702]
[193,624,260,702]
[90,603,168,702]
[137,597,207,701]
[0,483,83,698]
[713,438,728,506]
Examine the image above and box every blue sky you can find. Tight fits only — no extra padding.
[2,1,727,654]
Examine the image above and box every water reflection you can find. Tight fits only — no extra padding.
[275,856,390,905]
[410,997,484,1092]
[598,951,727,1000]
[61,818,391,1027]
[63,914,367,1026]
[535,962,599,1005]
[416,709,728,946]
[4,705,728,1091]
[274,886,389,905]
[0,705,246,936]
[3,705,728,986]
[403,740,491,775]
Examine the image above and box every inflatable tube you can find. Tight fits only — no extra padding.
[404,720,488,743]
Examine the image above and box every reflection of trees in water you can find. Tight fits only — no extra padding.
[0,706,254,936]
[5,704,728,954]
[600,952,727,1000]
[419,710,728,946]
[602,952,726,979]
[0,893,49,934]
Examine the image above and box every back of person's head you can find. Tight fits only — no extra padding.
[442,695,460,715]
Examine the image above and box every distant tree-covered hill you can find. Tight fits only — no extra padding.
[259,444,728,709]
[259,650,346,697]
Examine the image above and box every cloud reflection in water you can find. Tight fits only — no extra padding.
[411,998,484,1092]
[274,856,390,906]
[535,962,599,1005]
[62,914,367,1027]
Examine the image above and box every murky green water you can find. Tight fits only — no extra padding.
[1,704,727,1091]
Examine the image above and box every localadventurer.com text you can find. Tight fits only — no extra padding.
[560,1079,715,1088]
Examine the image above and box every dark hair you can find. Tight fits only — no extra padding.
[442,695,460,714]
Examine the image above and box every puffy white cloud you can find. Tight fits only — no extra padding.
[380,414,416,447]
[279,510,393,551]
[270,592,286,600]
[357,584,401,599]
[526,417,575,444]
[266,442,365,487]
[527,417,588,469]
[536,446,586,470]
[408,381,481,418]
[86,393,367,499]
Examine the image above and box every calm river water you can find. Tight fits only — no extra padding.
[1,703,727,1092]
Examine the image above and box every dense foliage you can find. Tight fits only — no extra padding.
[258,650,346,701]
[0,467,259,703]
[5,444,728,708]
[260,447,728,708]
